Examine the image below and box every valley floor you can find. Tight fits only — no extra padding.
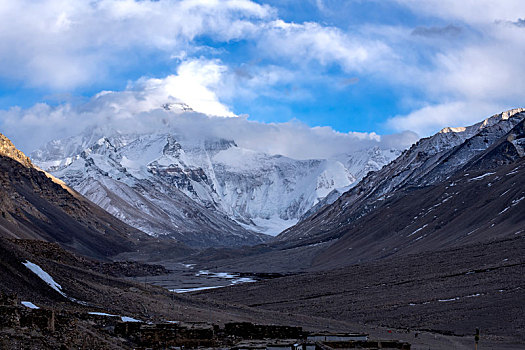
[1,234,524,349]
[190,234,525,349]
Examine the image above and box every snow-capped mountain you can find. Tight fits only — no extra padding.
[278,108,525,242]
[0,131,161,259]
[32,124,401,244]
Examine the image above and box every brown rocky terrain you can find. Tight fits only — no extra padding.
[0,236,417,349]
[0,131,193,260]
[196,234,525,349]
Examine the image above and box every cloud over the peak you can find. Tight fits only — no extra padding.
[98,59,236,117]
[1,0,524,142]
[384,101,509,136]
[0,74,418,158]
[394,0,525,24]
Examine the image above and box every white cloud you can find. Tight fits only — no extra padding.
[381,2,525,135]
[395,0,525,24]
[125,59,235,117]
[258,20,392,73]
[385,101,512,136]
[0,72,417,157]
[433,25,525,102]
[0,0,273,89]
[0,0,396,91]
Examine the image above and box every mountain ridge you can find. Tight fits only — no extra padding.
[0,131,187,259]
[32,126,401,245]
[277,108,525,243]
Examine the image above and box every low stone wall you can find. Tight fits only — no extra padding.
[224,322,305,340]
[321,340,411,349]
[0,306,56,331]
[115,321,217,348]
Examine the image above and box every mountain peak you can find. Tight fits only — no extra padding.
[0,132,33,168]
[438,108,524,136]
[439,126,466,134]
[501,107,525,120]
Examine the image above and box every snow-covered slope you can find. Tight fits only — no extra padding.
[32,125,401,242]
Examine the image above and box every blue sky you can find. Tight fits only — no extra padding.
[1,0,525,153]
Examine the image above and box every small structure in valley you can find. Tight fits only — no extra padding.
[307,332,369,342]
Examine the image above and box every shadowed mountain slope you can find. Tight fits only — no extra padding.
[0,132,192,260]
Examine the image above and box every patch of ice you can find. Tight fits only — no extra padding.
[210,272,237,279]
[407,224,428,237]
[170,286,223,293]
[23,261,66,297]
[468,172,495,181]
[88,312,118,317]
[498,207,510,215]
[121,316,142,323]
[438,297,460,302]
[466,293,481,298]
[465,227,479,236]
[21,301,39,309]
[500,189,511,197]
[231,277,256,285]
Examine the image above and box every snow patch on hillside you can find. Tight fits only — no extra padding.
[23,261,66,297]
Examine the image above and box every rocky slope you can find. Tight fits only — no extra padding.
[278,108,525,243]
[0,133,33,167]
[32,127,400,243]
[0,132,194,259]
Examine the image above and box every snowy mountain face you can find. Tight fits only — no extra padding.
[32,127,400,245]
[278,108,525,242]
